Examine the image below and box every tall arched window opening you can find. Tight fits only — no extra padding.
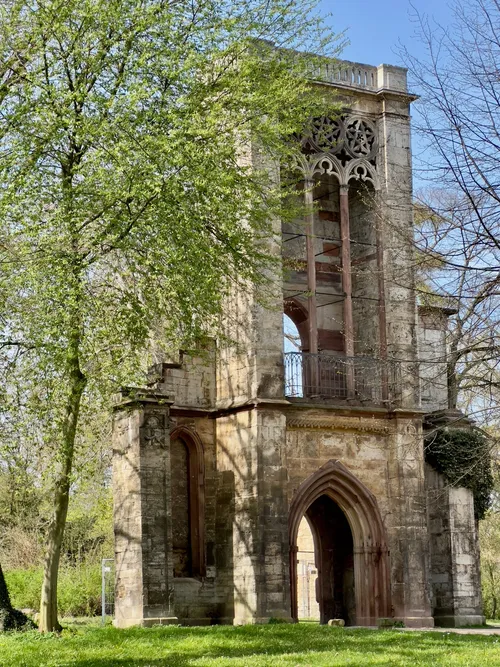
[170,428,205,578]
[284,313,303,397]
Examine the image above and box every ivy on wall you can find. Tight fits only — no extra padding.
[425,428,493,520]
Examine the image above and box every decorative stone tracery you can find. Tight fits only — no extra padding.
[287,415,393,435]
[297,153,378,190]
[301,115,378,185]
[345,118,377,158]
[308,116,344,152]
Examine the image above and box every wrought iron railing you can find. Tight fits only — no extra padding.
[284,352,401,405]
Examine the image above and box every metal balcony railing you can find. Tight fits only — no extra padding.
[284,352,401,405]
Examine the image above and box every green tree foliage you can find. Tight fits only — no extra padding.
[0,0,343,631]
[0,401,113,570]
[479,453,500,619]
[5,564,103,617]
[480,508,500,619]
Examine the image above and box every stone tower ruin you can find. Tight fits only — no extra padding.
[112,57,484,628]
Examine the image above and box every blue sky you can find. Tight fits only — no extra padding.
[318,0,454,68]
[316,1,457,186]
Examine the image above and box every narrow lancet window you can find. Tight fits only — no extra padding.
[171,437,192,577]
[170,428,205,578]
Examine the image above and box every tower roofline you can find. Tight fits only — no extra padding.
[257,40,415,98]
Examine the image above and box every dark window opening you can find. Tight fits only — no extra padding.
[170,429,205,578]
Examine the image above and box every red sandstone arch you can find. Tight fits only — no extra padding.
[289,460,391,626]
[170,426,206,577]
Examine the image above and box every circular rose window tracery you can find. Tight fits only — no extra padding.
[310,116,344,152]
[303,116,377,162]
[345,118,376,159]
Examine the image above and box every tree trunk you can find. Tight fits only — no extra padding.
[38,346,86,632]
[0,561,33,631]
[489,563,498,619]
[0,562,12,612]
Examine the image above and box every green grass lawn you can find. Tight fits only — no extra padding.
[1,623,500,667]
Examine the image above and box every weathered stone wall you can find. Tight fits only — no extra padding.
[216,408,291,623]
[350,181,380,358]
[113,398,439,627]
[215,268,284,409]
[417,308,449,412]
[386,416,434,626]
[113,396,176,628]
[158,347,216,410]
[113,406,144,628]
[285,407,433,626]
[216,143,284,408]
[425,464,484,626]
[376,89,419,408]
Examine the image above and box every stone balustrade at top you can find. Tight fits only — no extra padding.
[308,59,408,94]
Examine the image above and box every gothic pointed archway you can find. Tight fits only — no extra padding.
[289,460,391,626]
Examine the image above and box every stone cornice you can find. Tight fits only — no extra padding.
[287,415,395,434]
[166,399,424,425]
[315,80,418,105]
[113,387,174,411]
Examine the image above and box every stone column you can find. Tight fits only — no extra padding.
[112,390,177,628]
[374,190,389,401]
[339,185,354,359]
[340,184,355,397]
[304,178,318,356]
[217,406,292,624]
[377,88,420,409]
[426,465,484,627]
[387,416,434,627]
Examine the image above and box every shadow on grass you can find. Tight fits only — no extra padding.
[3,624,500,667]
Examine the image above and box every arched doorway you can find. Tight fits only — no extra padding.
[296,495,355,625]
[289,460,391,626]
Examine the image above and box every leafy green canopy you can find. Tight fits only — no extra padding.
[425,427,493,519]
[0,1,344,630]
[0,0,341,423]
